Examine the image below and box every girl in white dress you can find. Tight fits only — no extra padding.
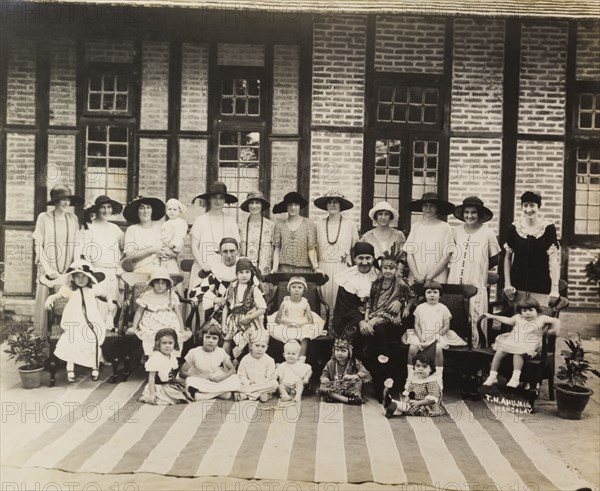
[483,297,560,388]
[235,330,278,402]
[45,260,112,383]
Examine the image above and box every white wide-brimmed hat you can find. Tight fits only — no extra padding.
[368,201,399,222]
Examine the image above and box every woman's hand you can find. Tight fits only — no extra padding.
[209,371,223,383]
[503,285,516,301]
[387,300,401,315]
[239,315,251,326]
[214,297,227,308]
[402,306,411,319]
[548,291,560,307]
[46,270,60,280]
[359,320,374,336]
[44,297,55,310]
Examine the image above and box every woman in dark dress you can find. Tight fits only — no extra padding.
[503,191,561,307]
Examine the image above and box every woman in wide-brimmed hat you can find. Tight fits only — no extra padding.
[122,196,167,274]
[314,190,359,310]
[447,196,500,347]
[271,191,320,275]
[79,194,125,329]
[32,184,84,337]
[360,201,406,262]
[403,192,455,284]
[503,191,561,308]
[188,182,240,298]
[238,190,274,278]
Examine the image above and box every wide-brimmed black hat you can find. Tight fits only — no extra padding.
[273,192,308,214]
[123,196,166,224]
[240,190,270,212]
[408,192,455,216]
[91,195,123,215]
[453,196,493,223]
[314,190,354,212]
[193,181,238,205]
[46,184,84,207]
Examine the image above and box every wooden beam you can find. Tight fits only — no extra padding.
[298,13,313,214]
[167,40,182,200]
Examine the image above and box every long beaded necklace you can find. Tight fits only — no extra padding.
[245,216,264,270]
[326,215,343,245]
[52,210,70,274]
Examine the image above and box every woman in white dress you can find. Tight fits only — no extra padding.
[188,182,240,298]
[314,190,358,311]
[447,197,500,347]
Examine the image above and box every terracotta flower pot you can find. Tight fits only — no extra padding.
[555,383,593,420]
[18,366,44,389]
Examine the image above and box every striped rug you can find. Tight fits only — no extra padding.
[2,371,592,490]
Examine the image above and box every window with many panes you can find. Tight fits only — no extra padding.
[368,75,446,229]
[82,65,134,205]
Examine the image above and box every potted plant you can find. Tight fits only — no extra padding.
[555,334,594,419]
[4,326,48,389]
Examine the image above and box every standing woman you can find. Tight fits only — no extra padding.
[503,191,561,307]
[447,197,500,347]
[238,190,274,279]
[122,196,166,274]
[271,192,320,276]
[80,195,124,329]
[403,192,455,284]
[360,202,406,260]
[32,184,84,337]
[314,190,358,310]
[188,182,240,298]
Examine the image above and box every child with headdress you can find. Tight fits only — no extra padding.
[45,260,111,383]
[222,257,268,360]
[130,267,191,357]
[318,327,372,405]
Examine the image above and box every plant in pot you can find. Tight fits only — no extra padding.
[4,326,48,389]
[555,334,593,419]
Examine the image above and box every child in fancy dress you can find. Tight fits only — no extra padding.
[139,328,191,405]
[45,260,111,383]
[268,276,326,360]
[235,330,278,402]
[275,340,312,402]
[222,258,268,360]
[383,354,446,418]
[318,328,371,405]
[483,297,560,388]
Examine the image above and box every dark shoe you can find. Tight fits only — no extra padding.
[383,387,393,409]
[385,401,398,419]
[347,395,364,405]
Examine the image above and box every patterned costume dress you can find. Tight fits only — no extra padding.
[368,276,416,327]
[139,351,191,405]
[318,358,372,401]
[403,375,446,416]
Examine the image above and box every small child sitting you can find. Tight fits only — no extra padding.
[483,297,560,388]
[383,354,446,418]
[235,330,279,402]
[275,340,312,402]
[268,276,325,360]
[318,328,371,405]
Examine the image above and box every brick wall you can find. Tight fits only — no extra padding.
[568,247,600,309]
[272,45,300,134]
[518,21,568,135]
[576,21,600,81]
[448,138,503,235]
[217,43,265,66]
[312,16,366,127]
[49,39,77,127]
[271,140,298,211]
[138,138,167,199]
[3,230,34,295]
[451,18,504,133]
[141,41,170,131]
[514,140,564,238]
[47,134,76,193]
[181,43,209,132]
[6,39,36,125]
[5,133,36,222]
[179,138,208,225]
[84,39,136,63]
[309,132,364,227]
[375,15,445,74]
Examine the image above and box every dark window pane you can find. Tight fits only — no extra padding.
[87,158,105,167]
[389,154,400,168]
[248,79,260,96]
[222,79,234,96]
[378,104,392,121]
[88,143,106,156]
[408,105,422,123]
[424,89,439,104]
[427,156,437,169]
[590,147,600,159]
[577,161,588,175]
[221,98,233,114]
[89,76,102,91]
[219,147,238,161]
[379,86,393,102]
[414,156,424,169]
[389,141,401,153]
[235,98,246,114]
[577,147,589,160]
[88,126,106,141]
[248,98,260,115]
[109,144,127,157]
[393,104,407,122]
[109,127,128,142]
[408,86,422,103]
[88,93,101,110]
[235,79,247,96]
[595,113,600,129]
[580,112,592,129]
[427,141,439,154]
[104,75,115,92]
[116,94,128,111]
[591,162,600,175]
[220,132,238,145]
[394,86,408,103]
[109,158,127,168]
[102,94,114,111]
[116,75,128,92]
[580,94,594,110]
[414,141,425,154]
[424,106,437,123]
